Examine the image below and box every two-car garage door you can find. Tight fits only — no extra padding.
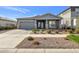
[19,20,35,30]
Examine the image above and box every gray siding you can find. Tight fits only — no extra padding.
[0,20,16,27]
[71,7,79,28]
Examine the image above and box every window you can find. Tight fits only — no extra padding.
[49,21,56,28]
[49,21,55,24]
[49,21,55,25]
[73,19,76,26]
[75,8,79,16]
[38,22,41,28]
[76,8,79,12]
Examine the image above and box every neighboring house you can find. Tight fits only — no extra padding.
[17,13,62,29]
[0,17,16,27]
[58,6,79,29]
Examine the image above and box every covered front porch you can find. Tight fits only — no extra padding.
[33,13,62,29]
[35,19,61,29]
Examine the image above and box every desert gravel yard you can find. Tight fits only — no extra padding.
[16,37,79,49]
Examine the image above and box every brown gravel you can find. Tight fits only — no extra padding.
[16,37,79,49]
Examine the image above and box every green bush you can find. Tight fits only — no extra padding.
[47,30,52,34]
[0,26,16,30]
[41,29,45,32]
[32,29,40,33]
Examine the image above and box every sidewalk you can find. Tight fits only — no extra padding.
[0,49,79,53]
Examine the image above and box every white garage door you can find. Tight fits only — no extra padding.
[20,20,35,30]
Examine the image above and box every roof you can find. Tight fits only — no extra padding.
[17,13,62,20]
[58,7,70,15]
[58,6,79,15]
[0,17,16,22]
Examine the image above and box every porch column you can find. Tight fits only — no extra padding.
[46,19,48,29]
[35,19,37,29]
[59,20,61,29]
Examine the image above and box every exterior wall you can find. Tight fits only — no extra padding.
[17,19,61,29]
[76,17,79,28]
[59,7,79,29]
[71,7,79,28]
[59,9,72,28]
[0,20,16,27]
[17,19,35,29]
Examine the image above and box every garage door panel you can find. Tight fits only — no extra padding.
[20,20,35,29]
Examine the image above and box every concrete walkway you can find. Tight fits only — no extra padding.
[26,34,69,37]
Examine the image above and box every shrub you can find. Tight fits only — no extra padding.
[65,37,69,40]
[72,28,75,31]
[41,29,45,32]
[68,30,74,34]
[32,29,37,33]
[44,37,47,40]
[67,27,71,29]
[27,36,34,41]
[75,29,79,34]
[0,27,4,30]
[33,41,40,45]
[55,30,59,34]
[0,26,16,30]
[47,30,51,34]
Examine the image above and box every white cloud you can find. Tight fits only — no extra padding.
[2,6,30,14]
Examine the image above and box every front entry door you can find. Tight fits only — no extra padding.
[37,20,45,29]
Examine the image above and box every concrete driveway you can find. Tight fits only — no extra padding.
[0,29,28,48]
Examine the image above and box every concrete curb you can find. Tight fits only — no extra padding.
[0,49,79,53]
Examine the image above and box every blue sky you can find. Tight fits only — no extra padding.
[0,6,69,20]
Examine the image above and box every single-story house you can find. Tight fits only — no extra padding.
[0,17,16,27]
[17,6,79,30]
[17,13,62,29]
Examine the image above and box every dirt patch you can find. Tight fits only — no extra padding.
[16,37,79,49]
